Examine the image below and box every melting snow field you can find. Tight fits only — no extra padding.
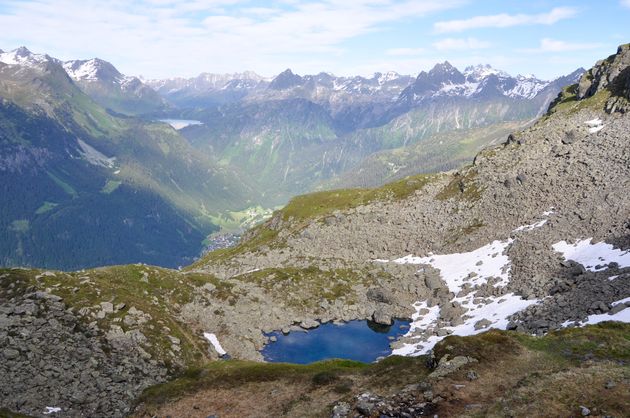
[203,332,227,356]
[380,209,629,357]
[392,293,537,356]
[552,239,630,271]
[390,238,538,355]
[386,210,562,356]
[553,239,629,328]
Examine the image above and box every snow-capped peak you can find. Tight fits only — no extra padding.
[0,47,55,68]
[464,64,510,80]
[458,68,550,99]
[375,71,400,84]
[62,58,140,89]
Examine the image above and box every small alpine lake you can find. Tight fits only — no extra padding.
[261,319,411,364]
[157,119,203,130]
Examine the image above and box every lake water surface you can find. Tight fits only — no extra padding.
[158,119,203,130]
[261,319,410,364]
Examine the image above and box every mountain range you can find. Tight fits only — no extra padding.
[156,62,583,202]
[0,46,582,269]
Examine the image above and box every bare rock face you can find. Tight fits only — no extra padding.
[577,44,630,99]
[372,307,393,325]
[577,43,630,112]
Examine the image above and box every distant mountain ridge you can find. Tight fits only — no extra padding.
[146,62,579,112]
[0,47,166,116]
[62,57,167,115]
[164,62,583,202]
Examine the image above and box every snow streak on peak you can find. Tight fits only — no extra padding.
[376,71,401,84]
[63,59,101,81]
[424,63,551,100]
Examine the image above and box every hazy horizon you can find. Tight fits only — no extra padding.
[0,1,628,81]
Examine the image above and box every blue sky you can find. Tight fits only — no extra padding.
[0,0,628,79]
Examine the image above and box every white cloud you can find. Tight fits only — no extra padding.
[434,7,578,33]
[433,37,490,51]
[622,0,630,8]
[527,38,603,53]
[0,0,464,78]
[386,47,425,56]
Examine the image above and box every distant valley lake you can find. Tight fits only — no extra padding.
[261,319,411,364]
[158,119,203,129]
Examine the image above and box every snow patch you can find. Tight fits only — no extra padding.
[513,219,547,232]
[43,407,61,415]
[584,118,603,127]
[584,118,604,133]
[512,209,554,232]
[394,239,513,293]
[435,81,480,98]
[203,332,227,356]
[392,293,536,356]
[63,59,100,81]
[566,296,630,326]
[583,309,630,324]
[506,77,549,99]
[552,239,630,271]
[385,213,575,356]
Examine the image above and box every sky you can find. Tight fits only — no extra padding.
[0,0,628,80]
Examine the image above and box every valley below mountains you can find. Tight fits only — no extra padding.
[0,44,582,271]
[0,44,629,417]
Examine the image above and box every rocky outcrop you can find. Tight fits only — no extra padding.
[429,355,478,379]
[578,44,630,99]
[577,43,630,112]
[0,283,167,417]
